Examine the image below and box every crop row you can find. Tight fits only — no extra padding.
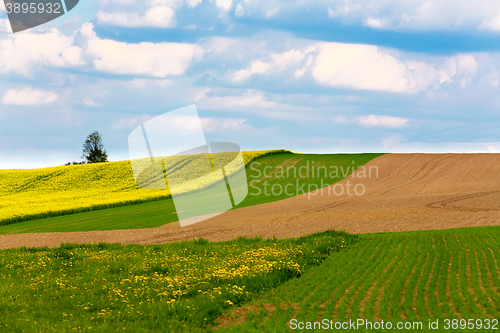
[219,226,500,332]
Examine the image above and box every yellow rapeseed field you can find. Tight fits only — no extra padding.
[0,150,288,225]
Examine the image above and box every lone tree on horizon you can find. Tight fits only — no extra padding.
[82,131,108,163]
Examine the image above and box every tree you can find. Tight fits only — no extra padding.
[64,161,86,166]
[82,131,108,163]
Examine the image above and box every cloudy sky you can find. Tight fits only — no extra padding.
[2,0,500,168]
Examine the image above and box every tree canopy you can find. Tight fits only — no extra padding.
[82,131,108,163]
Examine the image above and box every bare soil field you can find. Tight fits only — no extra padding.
[1,153,500,249]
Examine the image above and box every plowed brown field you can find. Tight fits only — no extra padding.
[1,153,500,249]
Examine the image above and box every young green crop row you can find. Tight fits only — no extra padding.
[218,226,500,332]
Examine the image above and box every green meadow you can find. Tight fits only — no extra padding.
[0,230,354,332]
[2,226,499,332]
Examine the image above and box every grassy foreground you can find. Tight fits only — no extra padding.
[0,230,354,332]
[2,226,499,332]
[0,153,382,234]
[219,226,500,332]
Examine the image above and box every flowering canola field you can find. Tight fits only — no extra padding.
[0,150,288,226]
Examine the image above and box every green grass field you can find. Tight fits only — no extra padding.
[218,226,500,332]
[0,153,382,234]
[2,226,499,332]
[0,230,355,332]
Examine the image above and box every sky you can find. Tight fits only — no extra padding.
[2,0,500,168]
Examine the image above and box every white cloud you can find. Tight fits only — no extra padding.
[90,0,500,32]
[483,71,500,88]
[213,0,232,11]
[80,23,201,77]
[405,60,442,92]
[125,78,173,90]
[0,18,12,33]
[112,115,153,129]
[438,58,457,84]
[232,0,297,19]
[294,67,306,78]
[355,114,408,128]
[167,115,207,133]
[324,0,500,32]
[97,0,202,28]
[203,89,279,109]
[456,54,478,76]
[187,0,203,8]
[328,3,361,18]
[479,13,500,31]
[312,42,412,93]
[272,49,307,70]
[333,116,348,123]
[198,89,318,121]
[232,49,309,81]
[220,0,500,32]
[82,97,101,107]
[203,89,278,109]
[2,87,58,106]
[234,3,245,16]
[311,42,480,93]
[0,22,201,78]
[364,17,385,28]
[220,36,482,94]
[460,77,471,89]
[437,54,478,89]
[233,60,272,81]
[200,117,249,132]
[97,5,176,28]
[0,28,83,76]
